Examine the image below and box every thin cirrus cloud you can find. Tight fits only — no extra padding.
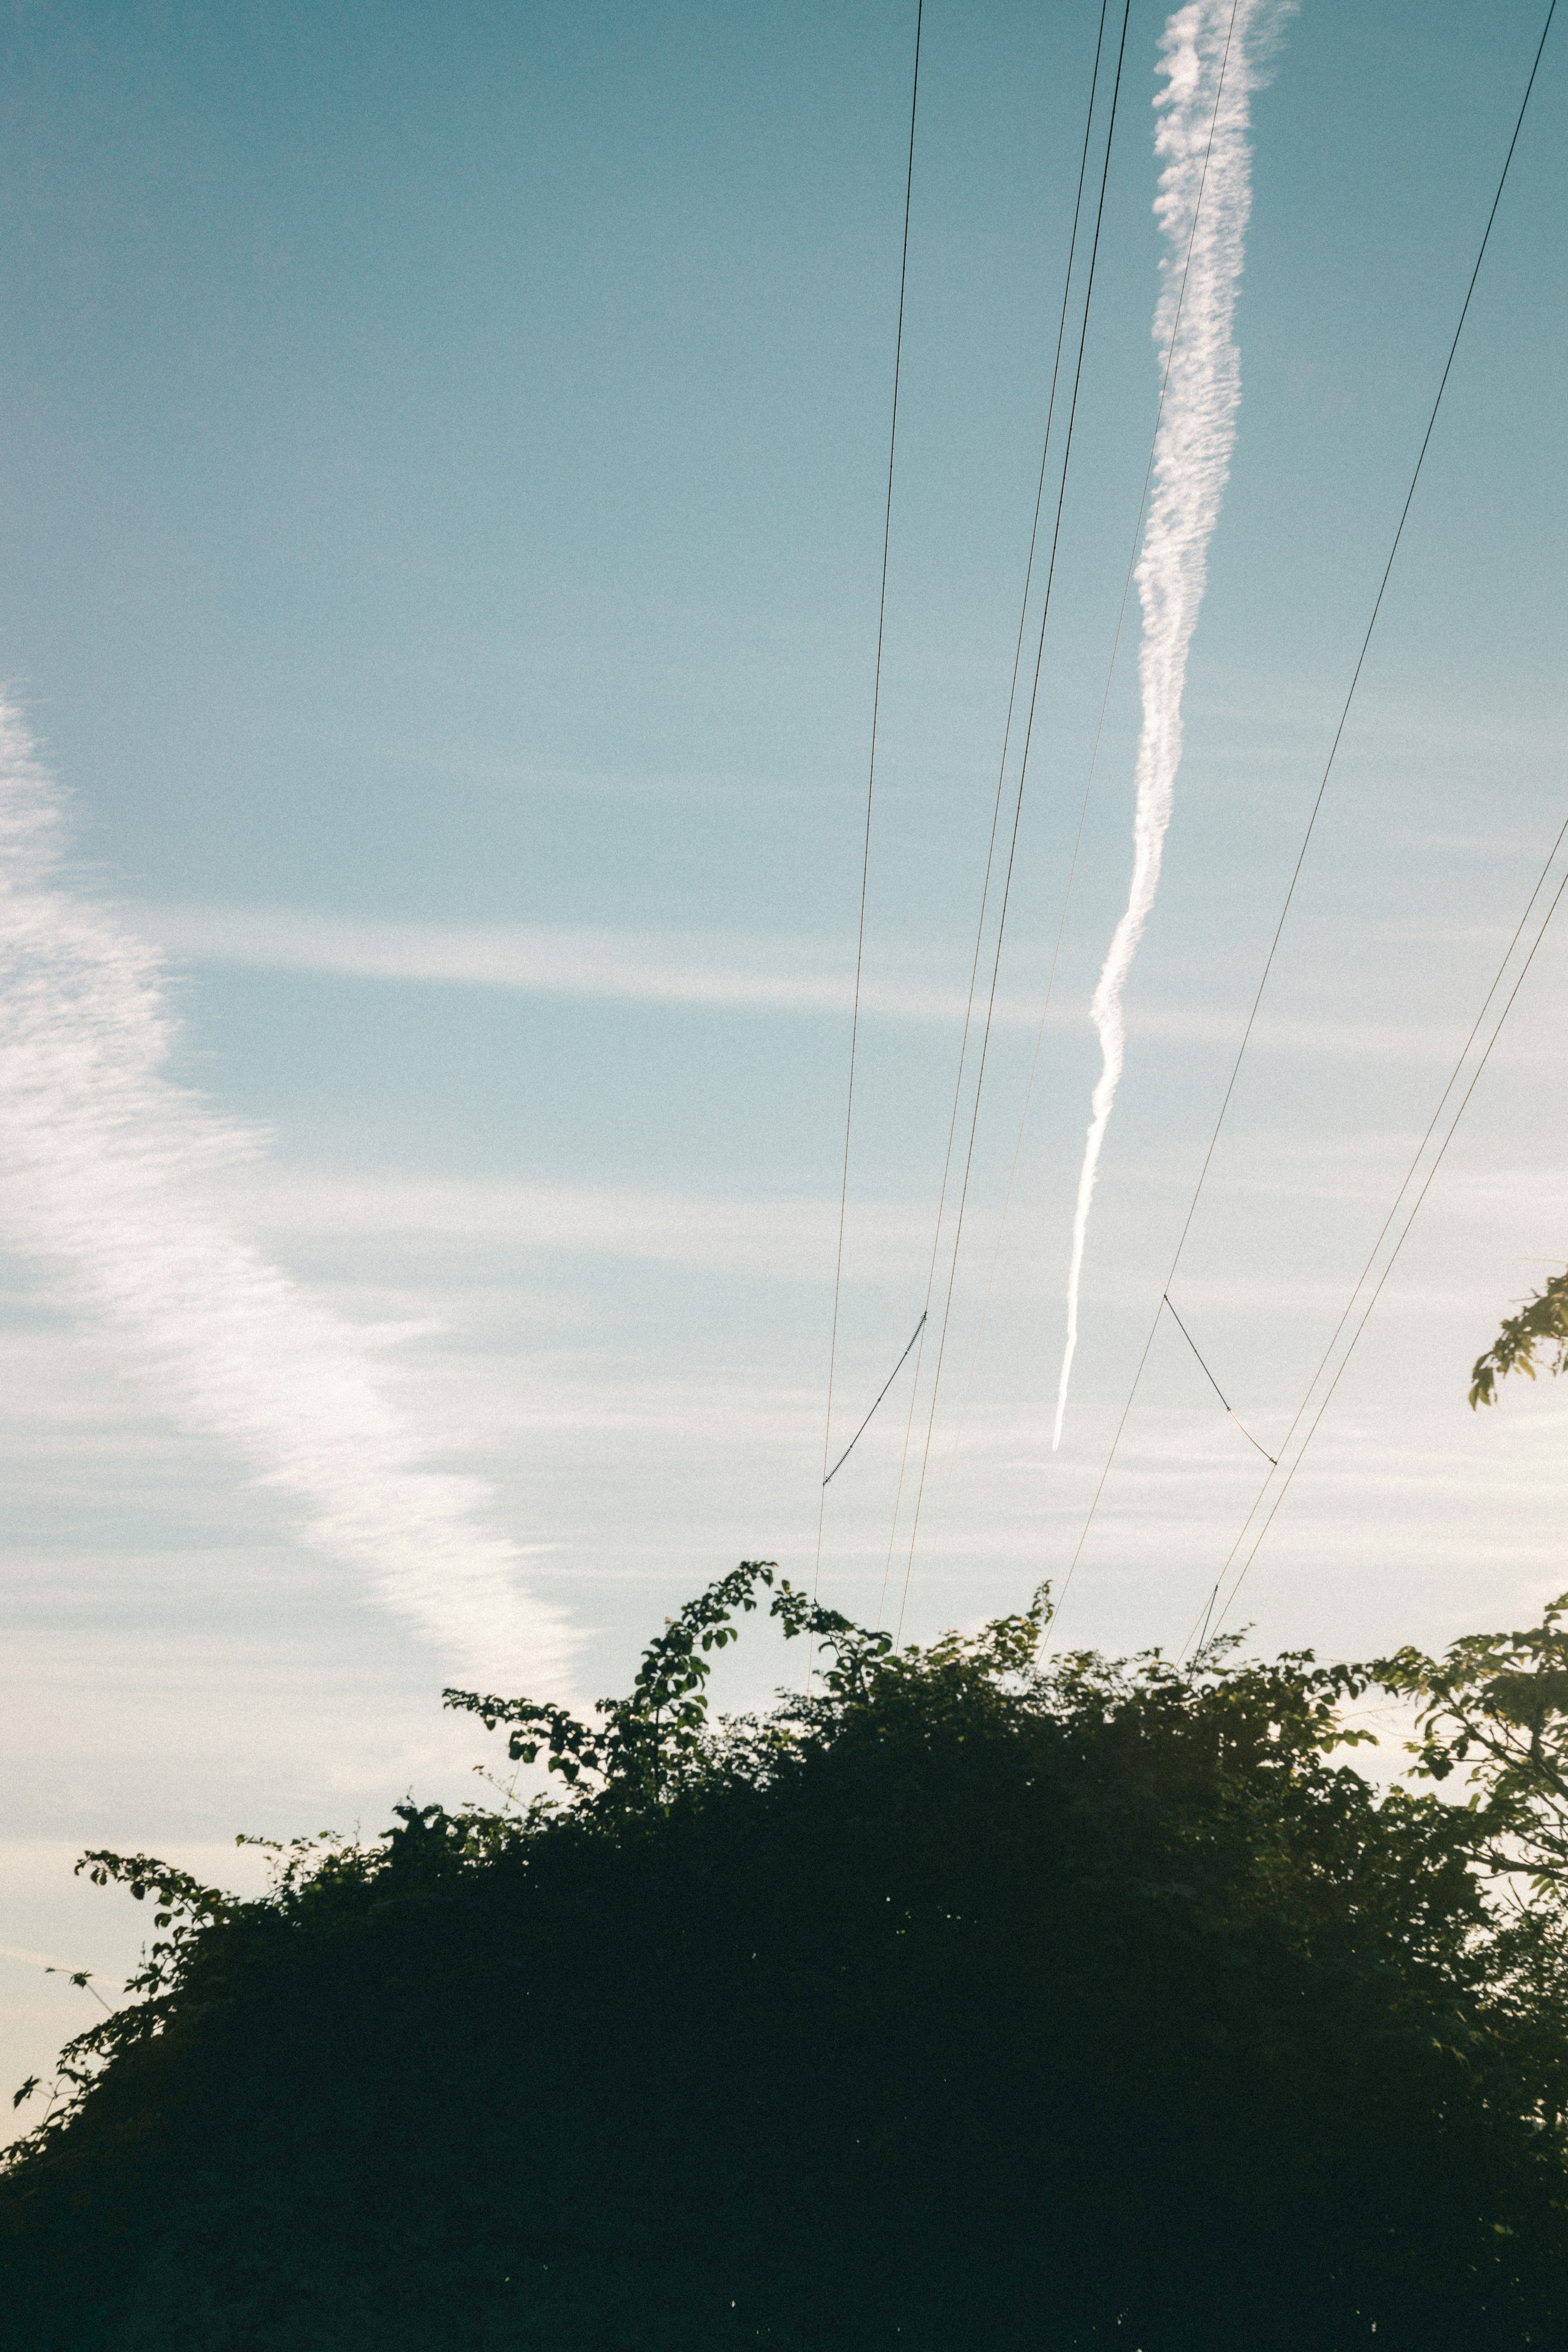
[137,900,1484,1067]
[0,704,570,1688]
[138,900,1041,1025]
[227,1167,936,1284]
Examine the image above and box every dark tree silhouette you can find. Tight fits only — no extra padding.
[4,1566,1568,2350]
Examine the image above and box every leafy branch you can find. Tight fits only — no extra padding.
[1470,1268,1568,1408]
[1376,1597,1568,1895]
[443,1559,902,1804]
[74,1851,242,2000]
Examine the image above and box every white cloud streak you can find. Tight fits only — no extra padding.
[134,901,1499,1067]
[1055,0,1286,1448]
[230,1168,934,1281]
[0,706,569,1686]
[140,901,994,1023]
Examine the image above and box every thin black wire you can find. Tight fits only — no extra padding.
[1180,801,1568,1658]
[934,0,1246,1514]
[874,0,1114,1633]
[894,0,1135,1645]
[823,1312,927,1487]
[1207,858,1568,1644]
[809,0,922,1688]
[1161,1293,1276,1463]
[1050,0,1558,1628]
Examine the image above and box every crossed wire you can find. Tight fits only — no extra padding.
[871,0,1120,1631]
[892,0,1137,1645]
[809,0,923,1691]
[1181,808,1568,1658]
[1047,0,1559,1638]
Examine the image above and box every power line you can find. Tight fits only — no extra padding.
[1161,1293,1276,1463]
[894,0,1136,1646]
[1186,817,1568,1648]
[1207,855,1568,1646]
[822,1312,927,1488]
[1180,801,1568,1658]
[810,0,923,1688]
[874,0,1116,1633]
[1049,0,1559,1632]
[933,0,1250,1520]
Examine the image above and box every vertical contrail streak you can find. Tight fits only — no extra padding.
[1054,0,1285,1448]
[0,702,570,1685]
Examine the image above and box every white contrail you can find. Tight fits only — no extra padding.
[0,702,571,1686]
[1054,0,1287,1449]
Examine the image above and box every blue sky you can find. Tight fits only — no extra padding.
[1,0,1564,2123]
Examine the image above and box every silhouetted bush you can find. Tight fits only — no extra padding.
[4,1566,1567,2349]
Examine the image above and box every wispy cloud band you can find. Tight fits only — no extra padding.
[138,901,1037,1023]
[136,900,1488,1065]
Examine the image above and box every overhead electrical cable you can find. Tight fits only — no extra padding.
[1179,800,1568,1659]
[1053,0,1268,1450]
[1207,859,1568,1644]
[893,0,1136,1646]
[935,0,1250,1513]
[1047,0,1559,1635]
[872,0,1116,1631]
[822,1312,927,1488]
[1160,1292,1276,1463]
[809,0,922,1691]
[935,538,1152,1513]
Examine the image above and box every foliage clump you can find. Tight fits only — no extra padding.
[1470,1266,1568,1408]
[4,1565,1568,2350]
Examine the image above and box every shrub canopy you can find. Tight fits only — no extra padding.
[5,1566,1568,2350]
